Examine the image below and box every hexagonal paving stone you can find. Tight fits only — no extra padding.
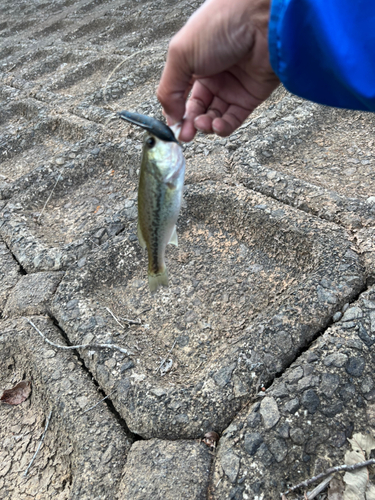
[3,271,63,317]
[211,286,375,500]
[51,182,365,439]
[0,317,132,499]
[117,439,212,499]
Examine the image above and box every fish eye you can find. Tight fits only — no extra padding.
[146,137,156,148]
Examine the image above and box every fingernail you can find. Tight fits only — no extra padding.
[166,115,178,126]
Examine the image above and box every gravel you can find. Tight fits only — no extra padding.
[1,0,375,497]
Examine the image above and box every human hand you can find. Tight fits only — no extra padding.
[157,0,279,142]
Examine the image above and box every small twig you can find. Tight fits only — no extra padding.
[193,360,203,373]
[37,170,62,224]
[119,317,142,325]
[281,459,375,497]
[105,307,126,329]
[23,410,53,477]
[155,341,177,373]
[306,475,333,500]
[5,63,17,73]
[26,319,134,356]
[229,334,246,345]
[89,238,101,248]
[0,173,15,181]
[83,389,116,414]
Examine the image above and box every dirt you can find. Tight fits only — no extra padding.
[1,0,375,499]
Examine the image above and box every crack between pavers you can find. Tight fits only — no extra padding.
[206,451,218,500]
[218,278,370,440]
[235,172,374,232]
[1,236,27,275]
[48,313,143,443]
[2,204,371,499]
[274,286,369,383]
[205,279,370,497]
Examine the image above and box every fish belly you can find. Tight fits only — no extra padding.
[138,181,180,291]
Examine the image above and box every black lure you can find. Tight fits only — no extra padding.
[118,110,178,143]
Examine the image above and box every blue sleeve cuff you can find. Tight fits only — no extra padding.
[268,0,288,80]
[268,0,375,112]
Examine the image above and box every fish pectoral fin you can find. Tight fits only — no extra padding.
[168,225,178,247]
[148,269,168,292]
[163,170,178,187]
[137,223,147,249]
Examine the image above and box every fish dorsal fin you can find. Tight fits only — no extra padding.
[137,223,147,249]
[168,225,178,247]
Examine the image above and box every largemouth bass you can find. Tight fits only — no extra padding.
[119,111,185,292]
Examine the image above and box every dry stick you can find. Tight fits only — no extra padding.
[83,389,117,414]
[23,410,53,477]
[89,238,101,249]
[37,170,62,224]
[0,173,15,181]
[26,319,134,356]
[281,459,375,497]
[192,360,203,373]
[306,474,333,500]
[119,317,142,325]
[105,307,126,330]
[5,63,17,73]
[155,340,177,373]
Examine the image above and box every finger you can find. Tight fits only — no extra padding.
[194,95,229,133]
[157,34,194,124]
[186,81,215,118]
[212,104,251,136]
[207,96,228,120]
[177,81,215,141]
[191,73,259,136]
[179,116,197,142]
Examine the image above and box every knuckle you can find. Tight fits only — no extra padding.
[168,35,182,56]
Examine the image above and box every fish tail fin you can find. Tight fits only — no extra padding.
[148,268,168,292]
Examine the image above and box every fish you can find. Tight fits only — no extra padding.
[119,110,185,292]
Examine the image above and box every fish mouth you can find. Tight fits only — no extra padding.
[118,110,178,143]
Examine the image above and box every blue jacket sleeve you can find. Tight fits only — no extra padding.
[268,0,375,111]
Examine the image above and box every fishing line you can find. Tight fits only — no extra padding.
[100,43,167,138]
